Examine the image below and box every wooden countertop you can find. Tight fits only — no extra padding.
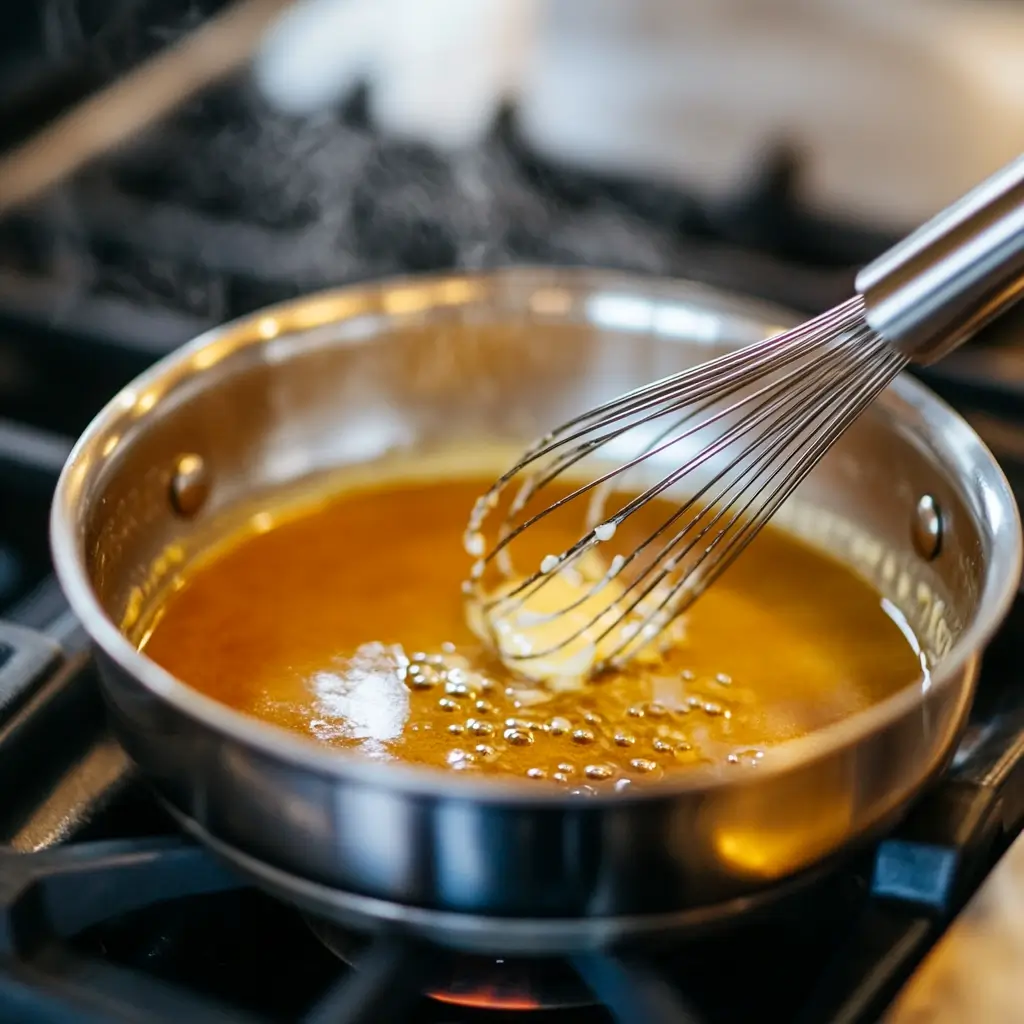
[885,830,1024,1023]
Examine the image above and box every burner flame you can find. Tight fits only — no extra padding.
[428,986,542,1011]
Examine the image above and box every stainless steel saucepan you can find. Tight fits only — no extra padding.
[50,269,1022,954]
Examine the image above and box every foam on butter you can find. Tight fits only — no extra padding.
[467,550,686,691]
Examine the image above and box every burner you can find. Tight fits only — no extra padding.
[307,917,593,1011]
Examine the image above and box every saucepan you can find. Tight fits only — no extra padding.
[49,268,1022,954]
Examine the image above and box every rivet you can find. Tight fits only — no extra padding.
[912,495,942,561]
[170,454,209,518]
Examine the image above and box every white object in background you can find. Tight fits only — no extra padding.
[255,0,536,148]
[519,0,1024,228]
[255,0,1024,229]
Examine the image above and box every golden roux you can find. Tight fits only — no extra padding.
[140,459,924,789]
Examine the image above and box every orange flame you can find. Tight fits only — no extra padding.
[428,985,542,1011]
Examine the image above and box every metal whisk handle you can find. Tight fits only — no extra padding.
[856,152,1024,365]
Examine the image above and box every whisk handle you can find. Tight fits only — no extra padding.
[856,152,1024,365]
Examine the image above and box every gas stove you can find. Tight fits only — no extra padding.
[1,15,1024,1018]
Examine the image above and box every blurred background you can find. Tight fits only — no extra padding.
[0,0,1022,441]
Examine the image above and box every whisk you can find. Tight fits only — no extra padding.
[465,152,1024,677]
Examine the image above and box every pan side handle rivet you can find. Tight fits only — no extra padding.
[170,454,209,518]
[912,494,942,560]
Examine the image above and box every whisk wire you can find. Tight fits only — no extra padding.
[502,328,882,661]
[487,318,865,614]
[467,297,909,671]
[599,337,904,665]
[489,298,865,509]
[586,343,869,647]
[484,301,867,579]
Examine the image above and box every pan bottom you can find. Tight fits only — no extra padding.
[163,799,848,955]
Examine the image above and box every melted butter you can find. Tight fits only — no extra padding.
[139,456,925,788]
